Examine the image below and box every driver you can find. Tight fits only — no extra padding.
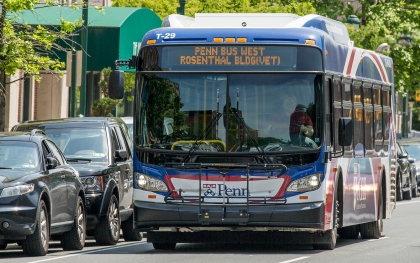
[289,104,313,144]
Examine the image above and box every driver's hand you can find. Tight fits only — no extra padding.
[300,125,308,135]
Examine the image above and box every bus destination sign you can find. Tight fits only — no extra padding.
[159,45,299,70]
[179,46,281,66]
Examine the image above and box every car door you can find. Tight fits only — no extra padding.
[45,139,78,219]
[41,140,71,226]
[110,125,132,211]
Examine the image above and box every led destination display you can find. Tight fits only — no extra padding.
[141,45,322,71]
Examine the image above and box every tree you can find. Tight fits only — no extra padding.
[347,0,420,94]
[0,1,85,98]
[111,0,316,19]
[91,67,134,117]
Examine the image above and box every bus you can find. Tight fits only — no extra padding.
[108,13,397,250]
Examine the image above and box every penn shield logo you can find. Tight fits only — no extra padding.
[353,163,367,210]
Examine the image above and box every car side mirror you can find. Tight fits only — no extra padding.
[108,70,125,99]
[408,157,415,163]
[46,156,58,169]
[115,149,128,161]
[338,117,353,146]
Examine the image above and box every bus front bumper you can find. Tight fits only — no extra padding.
[133,200,325,231]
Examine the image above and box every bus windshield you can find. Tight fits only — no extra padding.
[137,73,323,153]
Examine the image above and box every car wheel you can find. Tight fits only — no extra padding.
[412,177,418,198]
[153,243,176,250]
[396,173,403,201]
[403,177,412,200]
[61,196,86,250]
[95,195,120,245]
[22,200,49,256]
[121,215,143,241]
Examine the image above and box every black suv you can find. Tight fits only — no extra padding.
[12,117,141,245]
[0,130,86,256]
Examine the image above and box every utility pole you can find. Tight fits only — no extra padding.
[79,0,89,116]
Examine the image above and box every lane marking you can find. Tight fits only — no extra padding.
[279,256,310,263]
[368,236,389,242]
[26,241,147,263]
[396,200,420,206]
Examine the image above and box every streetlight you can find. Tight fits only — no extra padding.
[177,0,186,15]
[397,34,413,138]
[346,15,361,29]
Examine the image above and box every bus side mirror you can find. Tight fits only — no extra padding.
[338,117,353,146]
[109,70,125,99]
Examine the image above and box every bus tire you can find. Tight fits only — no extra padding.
[121,215,143,241]
[338,225,359,239]
[360,185,383,239]
[396,173,403,201]
[153,242,176,250]
[314,199,338,250]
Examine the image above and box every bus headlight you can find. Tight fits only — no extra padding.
[135,172,168,191]
[286,173,321,192]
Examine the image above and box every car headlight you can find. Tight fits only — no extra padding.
[81,176,104,191]
[286,173,322,192]
[0,184,35,197]
[135,172,168,191]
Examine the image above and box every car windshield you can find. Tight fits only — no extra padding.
[0,141,41,172]
[45,128,108,162]
[402,145,420,159]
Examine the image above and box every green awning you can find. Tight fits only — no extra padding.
[13,6,162,71]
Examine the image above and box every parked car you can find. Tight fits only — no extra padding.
[12,117,142,245]
[398,138,420,195]
[396,142,416,200]
[0,130,86,256]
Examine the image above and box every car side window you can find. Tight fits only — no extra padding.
[116,126,131,157]
[111,127,122,152]
[44,140,65,165]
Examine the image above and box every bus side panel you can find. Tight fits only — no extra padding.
[323,160,338,230]
[339,157,384,227]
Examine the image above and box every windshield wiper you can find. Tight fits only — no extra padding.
[66,158,92,163]
[231,111,272,164]
[0,167,13,169]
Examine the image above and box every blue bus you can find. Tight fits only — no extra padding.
[109,13,397,250]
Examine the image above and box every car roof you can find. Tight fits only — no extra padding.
[0,130,46,142]
[120,116,133,124]
[397,138,420,146]
[13,117,125,131]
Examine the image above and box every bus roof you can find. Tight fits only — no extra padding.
[161,13,351,46]
[141,13,393,85]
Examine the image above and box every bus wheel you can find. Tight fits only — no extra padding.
[153,243,176,250]
[314,200,338,250]
[360,186,383,239]
[338,225,359,239]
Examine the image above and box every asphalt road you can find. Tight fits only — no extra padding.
[2,198,420,263]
